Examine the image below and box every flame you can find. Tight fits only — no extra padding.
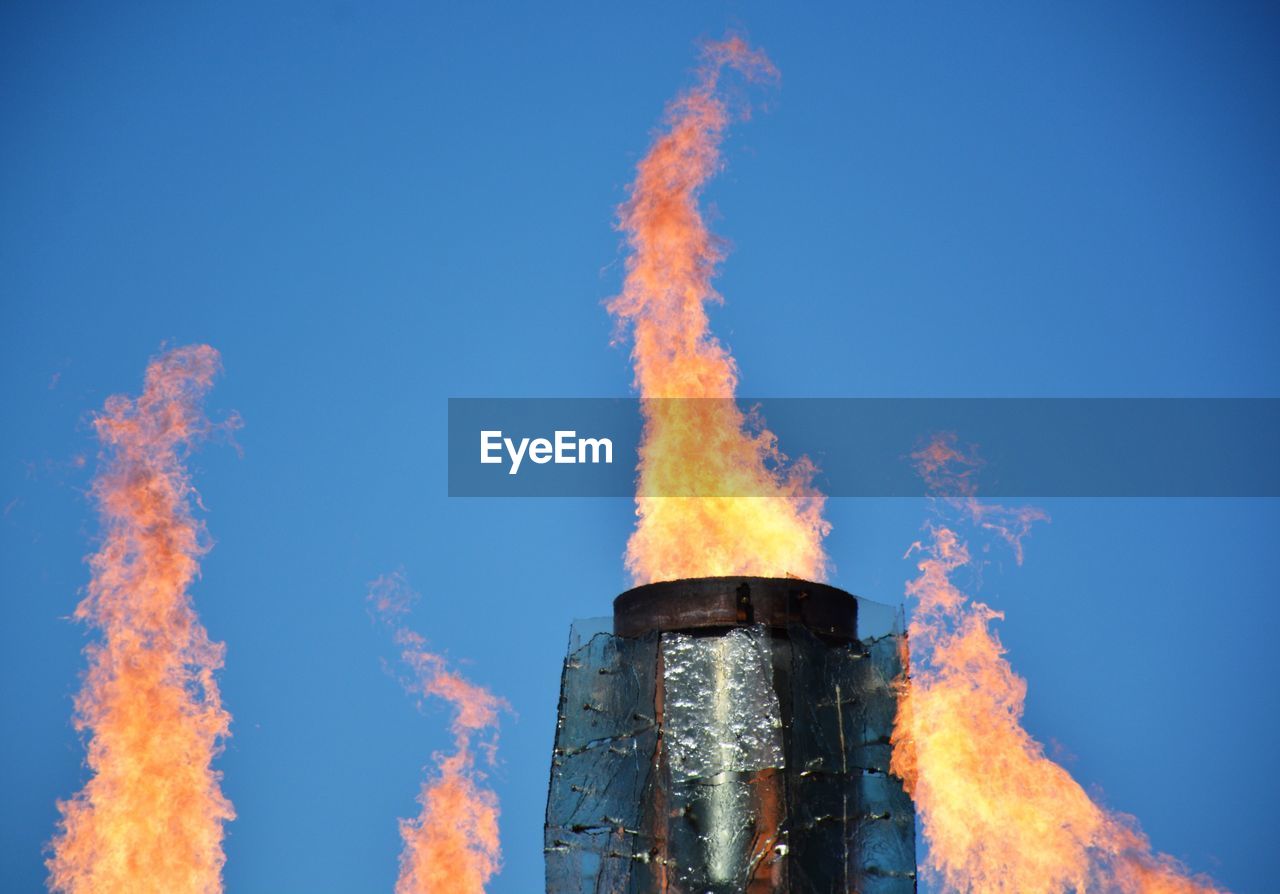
[368,572,505,894]
[609,36,830,585]
[892,434,1225,894]
[47,345,235,894]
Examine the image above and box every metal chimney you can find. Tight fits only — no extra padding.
[544,576,917,893]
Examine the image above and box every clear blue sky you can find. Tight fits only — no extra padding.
[2,3,1277,892]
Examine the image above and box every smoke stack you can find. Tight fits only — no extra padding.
[544,577,917,893]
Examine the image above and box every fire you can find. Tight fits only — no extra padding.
[368,572,505,894]
[47,345,235,894]
[893,434,1225,893]
[609,36,830,585]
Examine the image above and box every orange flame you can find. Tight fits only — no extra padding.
[892,434,1225,894]
[47,345,235,894]
[368,572,505,894]
[609,36,830,585]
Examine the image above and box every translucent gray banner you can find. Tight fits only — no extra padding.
[447,398,1280,497]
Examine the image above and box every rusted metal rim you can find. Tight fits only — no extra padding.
[613,576,857,642]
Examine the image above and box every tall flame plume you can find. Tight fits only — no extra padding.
[892,434,1225,894]
[610,36,830,585]
[47,344,235,894]
[368,571,505,894]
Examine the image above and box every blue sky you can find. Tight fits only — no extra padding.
[2,3,1277,892]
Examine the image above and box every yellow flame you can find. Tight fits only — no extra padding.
[368,572,505,894]
[47,345,235,894]
[893,435,1225,893]
[609,36,830,585]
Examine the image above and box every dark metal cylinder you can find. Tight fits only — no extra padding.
[543,577,916,894]
[614,576,858,641]
[618,578,856,892]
